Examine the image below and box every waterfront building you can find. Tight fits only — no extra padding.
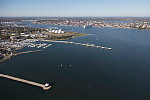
[47,28,65,34]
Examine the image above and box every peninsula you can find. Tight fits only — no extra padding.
[0,26,90,63]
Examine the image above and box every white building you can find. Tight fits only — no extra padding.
[48,28,65,34]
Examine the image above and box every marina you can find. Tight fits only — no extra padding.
[1,24,150,100]
[0,74,51,90]
[0,39,52,49]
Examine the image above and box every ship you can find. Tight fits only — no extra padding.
[83,25,92,29]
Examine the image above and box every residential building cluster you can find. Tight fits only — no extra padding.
[34,18,150,29]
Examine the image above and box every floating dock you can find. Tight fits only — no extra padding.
[0,74,51,90]
[41,40,112,50]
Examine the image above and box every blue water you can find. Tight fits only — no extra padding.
[0,25,150,100]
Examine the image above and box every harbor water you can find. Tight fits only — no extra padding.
[0,25,150,100]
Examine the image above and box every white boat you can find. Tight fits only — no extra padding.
[96,46,101,48]
[107,48,112,50]
[83,25,92,29]
[45,83,49,87]
[101,47,105,49]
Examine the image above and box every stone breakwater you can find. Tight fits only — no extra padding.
[41,40,112,50]
[0,74,51,90]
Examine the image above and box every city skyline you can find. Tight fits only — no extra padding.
[0,0,150,17]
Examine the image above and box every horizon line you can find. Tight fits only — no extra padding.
[0,16,150,18]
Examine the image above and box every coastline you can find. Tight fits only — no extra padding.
[44,32,92,41]
[0,31,91,64]
[0,50,43,64]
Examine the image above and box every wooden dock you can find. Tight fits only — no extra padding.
[0,74,51,90]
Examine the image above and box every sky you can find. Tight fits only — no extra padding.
[0,0,150,17]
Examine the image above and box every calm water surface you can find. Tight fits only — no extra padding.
[0,25,150,100]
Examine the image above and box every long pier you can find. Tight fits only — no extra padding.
[42,40,112,50]
[0,74,51,90]
[0,50,43,64]
[16,50,43,55]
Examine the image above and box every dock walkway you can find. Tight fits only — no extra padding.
[0,74,51,90]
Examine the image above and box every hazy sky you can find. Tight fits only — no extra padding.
[0,0,149,17]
